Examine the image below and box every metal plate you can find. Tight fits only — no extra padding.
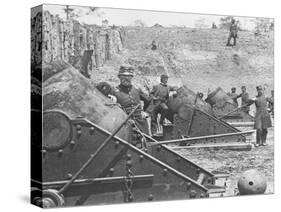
[43,110,73,151]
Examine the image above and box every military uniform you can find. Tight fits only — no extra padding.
[227,92,239,108]
[227,21,238,46]
[237,91,250,113]
[112,84,151,134]
[148,82,177,134]
[248,88,272,146]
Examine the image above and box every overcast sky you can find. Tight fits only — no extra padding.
[41,4,271,30]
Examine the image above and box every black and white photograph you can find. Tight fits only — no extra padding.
[30,3,274,208]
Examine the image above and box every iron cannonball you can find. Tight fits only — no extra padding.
[237,169,267,195]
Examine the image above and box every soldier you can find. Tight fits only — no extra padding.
[236,86,250,113]
[247,86,272,147]
[110,65,151,134]
[151,40,157,50]
[226,19,238,46]
[148,74,177,135]
[227,87,239,108]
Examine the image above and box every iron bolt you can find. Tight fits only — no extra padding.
[76,125,82,130]
[126,160,132,168]
[157,145,161,151]
[163,168,168,176]
[109,168,114,176]
[139,154,144,161]
[76,130,82,138]
[70,140,76,146]
[89,127,95,135]
[66,173,73,179]
[42,149,47,157]
[58,149,63,156]
[186,182,192,190]
[126,154,132,160]
[148,194,154,201]
[114,141,119,148]
[190,190,197,198]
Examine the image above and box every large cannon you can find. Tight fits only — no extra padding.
[205,87,254,122]
[151,86,253,146]
[32,67,229,208]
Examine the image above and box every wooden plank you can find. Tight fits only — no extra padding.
[170,142,253,151]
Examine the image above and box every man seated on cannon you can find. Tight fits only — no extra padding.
[110,65,152,134]
[148,74,177,135]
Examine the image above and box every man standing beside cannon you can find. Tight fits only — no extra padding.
[227,87,239,108]
[236,86,250,114]
[247,85,272,147]
[148,74,177,135]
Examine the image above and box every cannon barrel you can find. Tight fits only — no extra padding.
[43,67,131,142]
[167,85,213,121]
[205,87,234,107]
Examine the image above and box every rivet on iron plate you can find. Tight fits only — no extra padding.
[70,140,76,146]
[42,149,47,157]
[190,190,197,198]
[58,149,63,156]
[89,127,95,135]
[115,141,119,148]
[148,194,153,201]
[109,168,114,176]
[163,168,168,176]
[177,157,181,162]
[127,154,132,160]
[200,193,205,198]
[186,182,191,190]
[76,124,82,130]
[196,168,201,174]
[144,148,148,153]
[126,160,132,168]
[76,130,82,138]
[139,154,144,161]
[157,145,161,151]
[66,173,73,179]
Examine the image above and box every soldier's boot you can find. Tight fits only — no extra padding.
[226,36,232,46]
[233,37,237,46]
[256,129,262,147]
[261,128,268,146]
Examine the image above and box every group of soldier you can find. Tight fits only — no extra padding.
[97,64,274,148]
[97,65,176,136]
[227,86,274,147]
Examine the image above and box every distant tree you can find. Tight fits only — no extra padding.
[194,18,208,29]
[62,5,103,20]
[131,19,147,27]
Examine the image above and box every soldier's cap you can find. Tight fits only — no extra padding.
[231,87,236,90]
[256,85,263,91]
[241,86,246,89]
[118,65,134,77]
[161,74,169,79]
